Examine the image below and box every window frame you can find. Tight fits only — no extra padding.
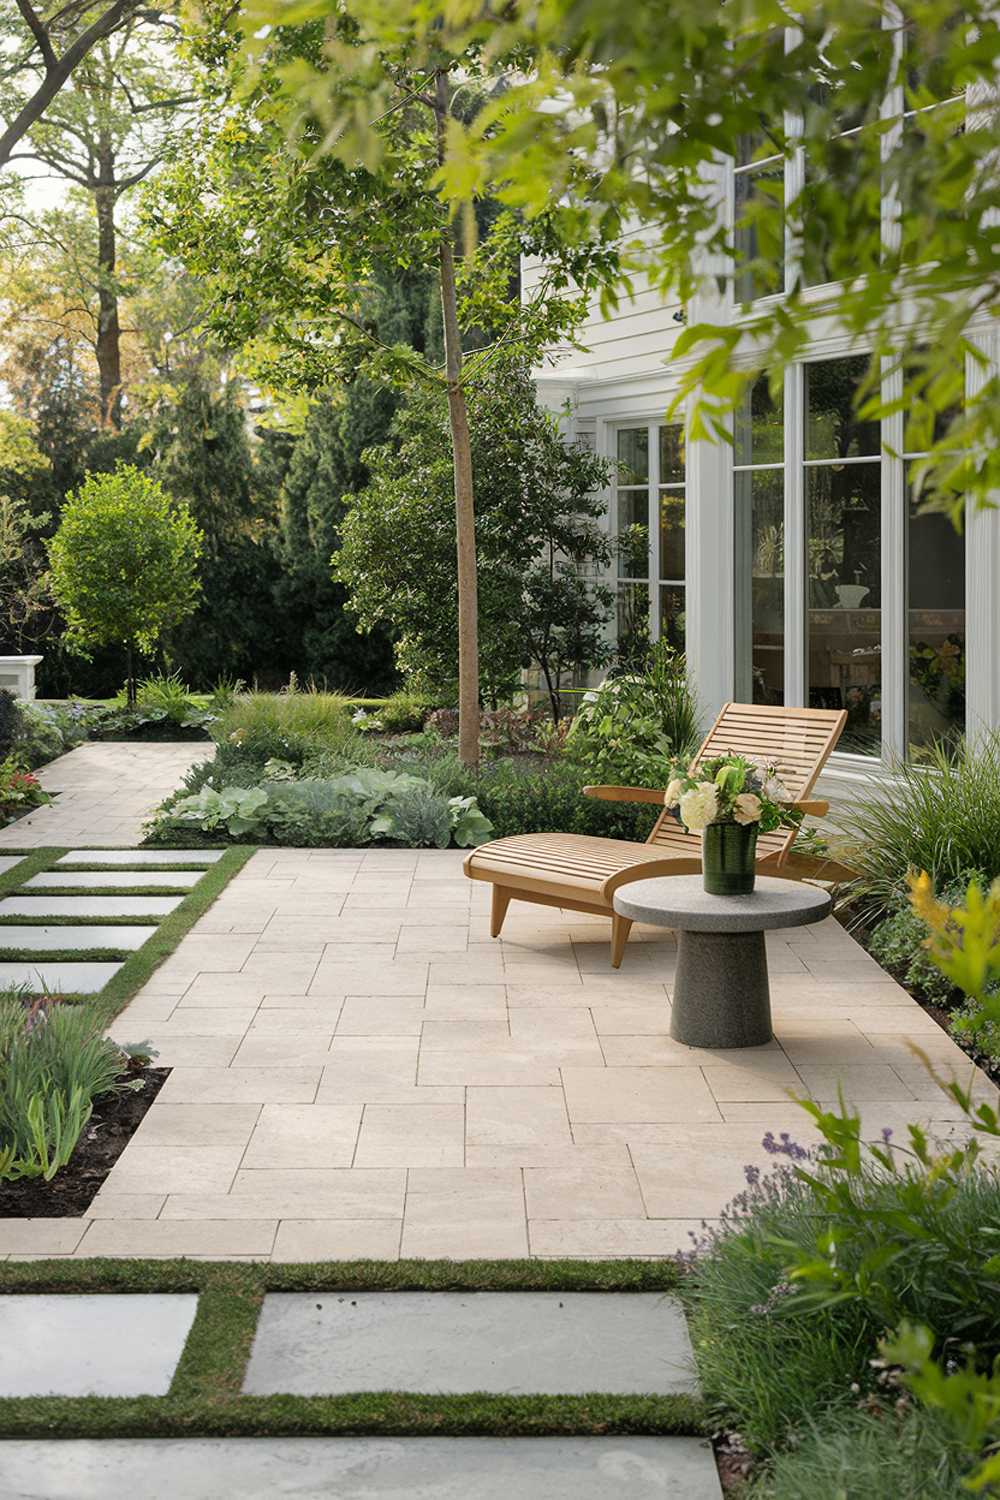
[611,419,688,648]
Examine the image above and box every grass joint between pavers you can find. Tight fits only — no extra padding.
[0,1258,704,1441]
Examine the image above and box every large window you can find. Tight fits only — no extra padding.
[734,377,784,703]
[805,357,882,755]
[614,423,686,657]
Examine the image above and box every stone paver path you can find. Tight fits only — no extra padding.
[1,845,996,1261]
[0,740,209,848]
[0,1437,723,1498]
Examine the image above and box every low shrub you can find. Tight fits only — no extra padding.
[685,1102,1000,1476]
[864,871,990,1008]
[148,765,493,849]
[0,996,129,1182]
[0,758,51,825]
[566,640,699,786]
[0,689,20,756]
[370,690,434,734]
[212,689,359,765]
[838,732,1000,922]
[469,757,660,842]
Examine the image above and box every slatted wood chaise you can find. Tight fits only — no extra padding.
[464,702,851,968]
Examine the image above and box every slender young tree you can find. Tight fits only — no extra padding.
[150,13,610,764]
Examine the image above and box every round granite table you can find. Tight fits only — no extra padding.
[613,875,833,1048]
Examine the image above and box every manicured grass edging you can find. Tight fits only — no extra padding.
[0,1258,703,1440]
[0,848,65,895]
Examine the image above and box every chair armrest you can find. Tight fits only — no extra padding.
[780,799,829,816]
[582,785,666,805]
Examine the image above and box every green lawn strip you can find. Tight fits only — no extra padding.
[56,862,225,873]
[0,915,161,927]
[0,948,131,963]
[0,848,65,896]
[23,885,199,897]
[0,1258,702,1440]
[91,845,255,1027]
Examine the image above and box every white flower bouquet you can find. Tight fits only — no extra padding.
[664,753,801,834]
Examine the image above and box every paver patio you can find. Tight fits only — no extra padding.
[1,842,994,1262]
[0,740,210,848]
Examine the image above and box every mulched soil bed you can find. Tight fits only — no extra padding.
[0,1064,169,1218]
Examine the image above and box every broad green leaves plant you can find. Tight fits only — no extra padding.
[169,785,269,837]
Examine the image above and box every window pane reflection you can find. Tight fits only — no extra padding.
[807,462,882,754]
[908,479,965,751]
[734,157,785,302]
[659,490,685,580]
[735,376,784,466]
[738,469,785,705]
[805,356,879,459]
[617,428,649,485]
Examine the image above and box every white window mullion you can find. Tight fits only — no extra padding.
[881,357,906,760]
[649,422,662,640]
[784,363,806,707]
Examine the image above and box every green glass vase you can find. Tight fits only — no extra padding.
[702,821,758,895]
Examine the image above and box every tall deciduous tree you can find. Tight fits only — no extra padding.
[0,0,146,167]
[47,463,203,704]
[149,11,611,764]
[5,15,195,426]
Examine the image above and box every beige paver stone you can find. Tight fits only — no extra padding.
[334,999,425,1035]
[260,992,343,1010]
[179,975,267,1005]
[354,1104,465,1168]
[562,1066,722,1124]
[600,1036,780,1067]
[402,1170,527,1257]
[420,1019,511,1051]
[589,1005,674,1036]
[701,1060,804,1103]
[401,1222,529,1258]
[775,1022,879,1063]
[466,1086,571,1147]
[140,1036,242,1068]
[77,1220,277,1257]
[157,1067,321,1104]
[231,1034,335,1068]
[242,1104,362,1168]
[249,1009,343,1034]
[466,1144,631,1170]
[418,1050,562,1087]
[116,1008,258,1037]
[0,1220,87,1253]
[84,1193,168,1220]
[272,1220,402,1261]
[131,1104,260,1149]
[424,984,508,1013]
[795,1063,918,1102]
[508,1010,598,1044]
[310,963,428,997]
[523,1166,646,1220]
[103,1145,245,1195]
[316,1036,419,1102]
[529,1218,707,1258]
[163,1173,404,1220]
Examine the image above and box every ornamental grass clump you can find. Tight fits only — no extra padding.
[0,995,129,1182]
[838,731,1000,923]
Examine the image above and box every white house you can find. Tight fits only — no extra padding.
[528,111,1000,799]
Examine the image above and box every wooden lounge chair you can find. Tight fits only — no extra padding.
[464,702,852,968]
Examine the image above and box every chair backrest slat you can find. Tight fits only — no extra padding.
[645,702,846,857]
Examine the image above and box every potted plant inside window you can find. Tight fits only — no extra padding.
[663,753,803,895]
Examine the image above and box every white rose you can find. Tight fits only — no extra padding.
[664,778,683,808]
[679,782,719,832]
[733,792,762,825]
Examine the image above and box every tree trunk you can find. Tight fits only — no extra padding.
[94,150,122,429]
[434,69,479,769]
[125,640,136,707]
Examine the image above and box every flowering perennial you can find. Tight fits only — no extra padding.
[664,752,800,834]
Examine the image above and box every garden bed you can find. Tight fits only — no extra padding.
[0,1063,168,1218]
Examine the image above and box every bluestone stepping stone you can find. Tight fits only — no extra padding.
[0,1437,723,1499]
[242,1292,698,1395]
[0,1295,197,1396]
[1,895,182,917]
[0,924,153,950]
[24,869,203,890]
[58,849,224,865]
[0,856,22,876]
[0,960,123,992]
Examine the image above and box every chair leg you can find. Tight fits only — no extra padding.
[490,885,513,939]
[610,913,633,969]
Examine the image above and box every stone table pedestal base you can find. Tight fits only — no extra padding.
[671,930,772,1048]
